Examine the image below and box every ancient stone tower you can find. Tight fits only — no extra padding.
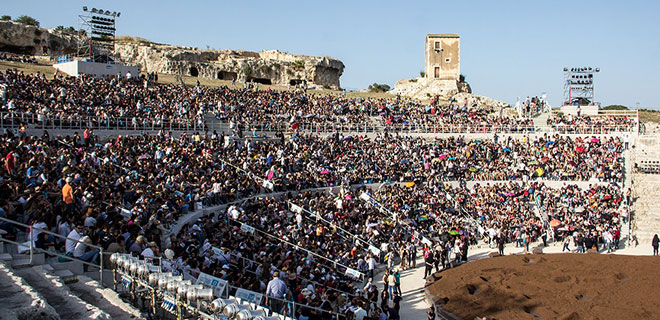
[424,34,460,81]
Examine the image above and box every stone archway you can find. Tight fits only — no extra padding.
[189,67,199,77]
[217,71,237,80]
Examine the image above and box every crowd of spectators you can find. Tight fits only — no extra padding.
[547,114,637,132]
[0,53,38,64]
[0,69,207,130]
[0,64,635,319]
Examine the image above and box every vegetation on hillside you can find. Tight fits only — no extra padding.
[1,15,11,21]
[602,105,629,110]
[14,15,39,27]
[368,83,391,92]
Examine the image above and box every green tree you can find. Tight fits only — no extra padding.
[0,15,11,21]
[368,83,391,92]
[459,74,466,82]
[55,25,64,31]
[602,105,629,111]
[14,15,39,27]
[420,71,426,77]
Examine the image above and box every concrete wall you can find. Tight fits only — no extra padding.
[560,105,599,116]
[425,34,460,81]
[53,60,139,78]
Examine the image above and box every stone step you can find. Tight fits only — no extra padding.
[11,258,32,269]
[54,269,78,284]
[83,270,114,288]
[14,266,110,320]
[0,253,12,262]
[68,275,144,320]
[0,262,59,320]
[50,259,84,275]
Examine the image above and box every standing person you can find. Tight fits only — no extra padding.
[409,243,417,268]
[62,177,75,215]
[523,232,530,253]
[367,254,376,282]
[387,271,397,298]
[424,252,435,279]
[497,234,505,256]
[427,305,436,320]
[353,302,367,320]
[562,235,571,252]
[652,234,659,256]
[393,268,401,295]
[576,233,585,253]
[266,271,289,314]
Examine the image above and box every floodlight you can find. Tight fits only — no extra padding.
[91,8,98,13]
[83,6,88,11]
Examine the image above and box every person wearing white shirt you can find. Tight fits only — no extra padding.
[354,303,368,320]
[31,220,48,242]
[65,225,83,254]
[367,255,376,281]
[73,236,99,265]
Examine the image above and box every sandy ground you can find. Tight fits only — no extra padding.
[378,239,657,320]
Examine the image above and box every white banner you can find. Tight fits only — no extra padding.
[234,288,263,305]
[120,208,132,220]
[241,223,255,234]
[196,272,227,298]
[344,267,362,279]
[368,245,381,256]
[421,236,432,246]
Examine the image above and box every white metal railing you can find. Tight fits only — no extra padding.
[0,112,206,132]
[0,216,105,284]
[0,110,640,135]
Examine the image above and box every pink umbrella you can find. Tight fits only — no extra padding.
[439,154,448,160]
[320,170,330,174]
[591,138,600,143]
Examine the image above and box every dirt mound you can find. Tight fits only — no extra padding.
[428,253,660,319]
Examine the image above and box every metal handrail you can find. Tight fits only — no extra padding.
[0,216,105,285]
[230,252,358,298]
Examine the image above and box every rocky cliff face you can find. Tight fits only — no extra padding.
[114,43,345,89]
[390,77,459,100]
[0,21,77,56]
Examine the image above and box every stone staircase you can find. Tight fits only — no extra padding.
[631,173,660,243]
[531,111,552,132]
[0,238,143,320]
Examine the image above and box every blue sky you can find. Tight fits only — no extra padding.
[4,0,660,108]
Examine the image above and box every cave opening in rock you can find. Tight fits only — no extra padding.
[248,77,272,85]
[189,67,199,77]
[217,71,237,80]
[289,79,305,86]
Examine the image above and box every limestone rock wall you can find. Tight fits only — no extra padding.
[452,92,510,109]
[114,43,344,89]
[0,21,77,56]
[390,77,459,100]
